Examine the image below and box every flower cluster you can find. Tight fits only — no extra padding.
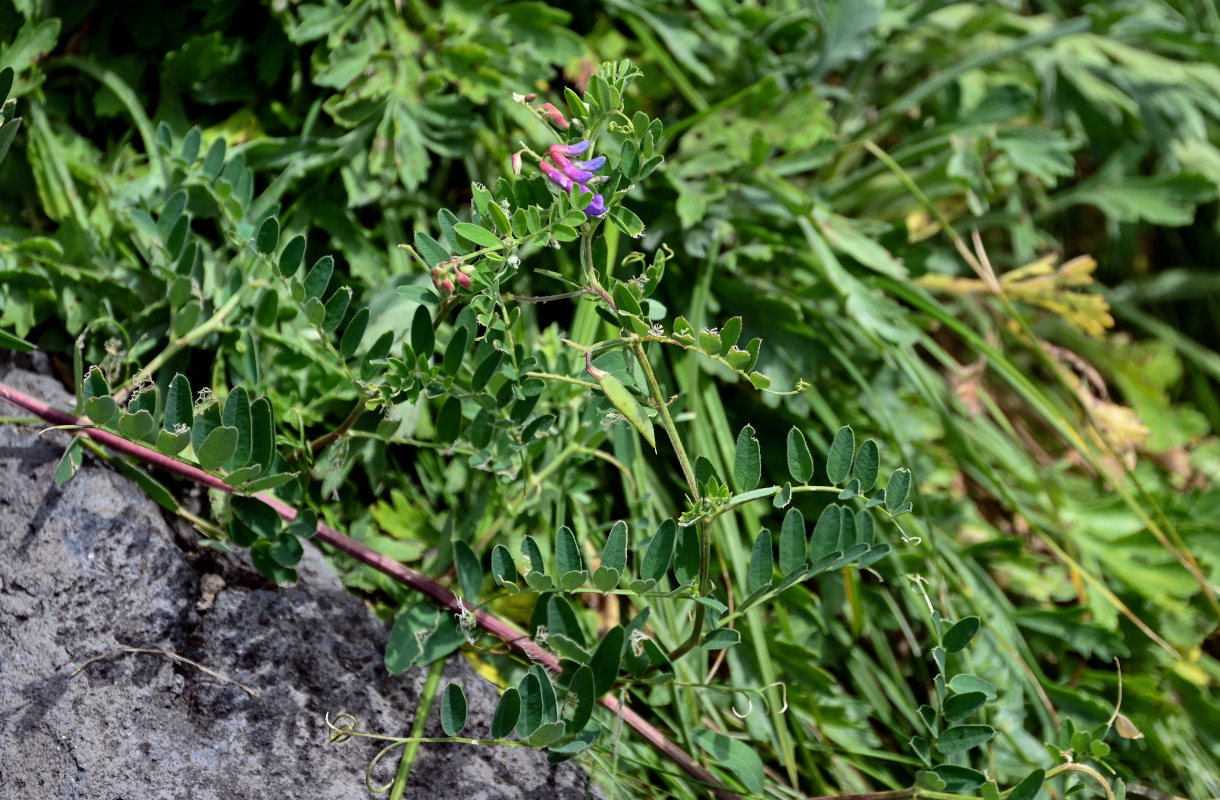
[537,140,608,217]
[430,255,473,295]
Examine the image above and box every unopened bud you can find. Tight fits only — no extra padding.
[511,149,523,175]
[456,272,472,289]
[536,102,570,129]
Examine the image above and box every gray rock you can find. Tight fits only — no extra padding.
[0,354,598,799]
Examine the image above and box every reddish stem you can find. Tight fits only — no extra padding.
[0,379,737,800]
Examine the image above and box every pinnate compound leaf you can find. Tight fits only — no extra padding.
[733,424,761,491]
[491,688,521,739]
[691,728,764,795]
[786,427,813,483]
[440,684,467,736]
[826,425,855,485]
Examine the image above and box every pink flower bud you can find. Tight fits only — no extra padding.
[511,150,523,175]
[536,102,570,129]
[456,272,472,289]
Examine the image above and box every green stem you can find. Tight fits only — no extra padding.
[116,288,246,401]
[389,658,446,800]
[300,397,369,458]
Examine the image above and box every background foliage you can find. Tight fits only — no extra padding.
[1,1,1218,799]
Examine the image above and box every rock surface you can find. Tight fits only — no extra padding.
[0,353,598,799]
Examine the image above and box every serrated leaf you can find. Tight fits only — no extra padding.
[786,427,813,483]
[733,424,761,491]
[440,684,468,736]
[826,425,855,485]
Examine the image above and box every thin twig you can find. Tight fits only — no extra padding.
[72,647,261,698]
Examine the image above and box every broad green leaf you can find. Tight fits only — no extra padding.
[515,672,543,737]
[943,616,981,653]
[440,684,467,736]
[1009,770,1046,800]
[491,687,521,739]
[436,396,462,443]
[944,692,988,724]
[567,666,596,736]
[608,206,645,237]
[164,374,192,432]
[826,425,855,484]
[779,508,806,575]
[322,287,351,333]
[811,504,844,561]
[268,533,303,567]
[640,519,676,582]
[949,674,997,699]
[786,427,813,483]
[854,439,880,492]
[196,425,237,471]
[748,528,773,593]
[385,603,435,675]
[491,544,518,589]
[732,424,761,491]
[0,327,34,351]
[933,765,987,792]
[117,410,155,441]
[410,304,434,362]
[84,395,118,426]
[202,136,226,180]
[885,468,912,511]
[937,724,995,755]
[248,397,274,479]
[546,595,585,649]
[302,255,333,300]
[222,387,252,469]
[255,216,279,254]
[443,326,467,376]
[590,626,625,696]
[674,525,699,585]
[691,728,765,795]
[700,628,741,649]
[414,231,449,266]
[453,221,503,250]
[601,520,627,574]
[231,495,280,539]
[454,540,482,600]
[598,374,655,449]
[277,234,306,277]
[339,307,369,359]
[556,525,582,574]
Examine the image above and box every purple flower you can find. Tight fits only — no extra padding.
[554,139,591,155]
[582,193,607,217]
[538,159,574,190]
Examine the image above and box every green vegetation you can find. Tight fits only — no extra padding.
[1,2,1218,799]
